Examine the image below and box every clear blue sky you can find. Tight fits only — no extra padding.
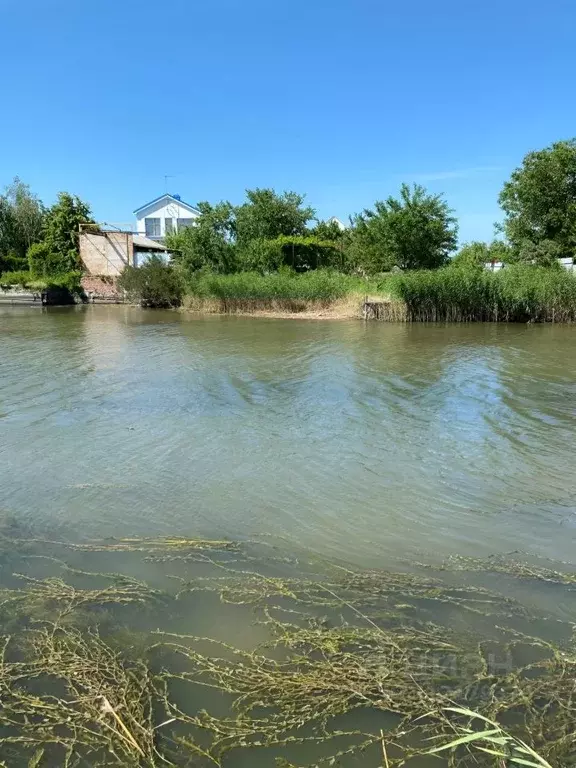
[2,0,575,242]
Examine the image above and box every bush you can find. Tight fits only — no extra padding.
[0,251,28,275]
[0,270,34,287]
[27,241,68,277]
[236,236,346,274]
[118,256,184,308]
[44,271,83,293]
[386,265,576,322]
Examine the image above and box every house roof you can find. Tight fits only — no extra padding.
[133,193,200,216]
[133,235,168,251]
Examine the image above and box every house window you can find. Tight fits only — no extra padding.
[177,218,194,230]
[145,218,161,237]
[165,218,173,234]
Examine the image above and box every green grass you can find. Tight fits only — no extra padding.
[0,270,38,289]
[187,269,378,302]
[385,265,576,322]
[0,270,83,293]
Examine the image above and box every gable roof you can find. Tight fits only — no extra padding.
[134,194,200,216]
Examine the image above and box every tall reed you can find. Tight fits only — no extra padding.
[185,269,381,314]
[386,266,576,322]
[187,269,376,302]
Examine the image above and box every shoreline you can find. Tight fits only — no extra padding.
[181,293,406,320]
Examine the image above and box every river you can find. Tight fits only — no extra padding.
[1,305,576,766]
[2,305,576,563]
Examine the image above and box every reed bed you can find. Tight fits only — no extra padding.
[386,266,576,322]
[0,526,575,766]
[185,270,380,315]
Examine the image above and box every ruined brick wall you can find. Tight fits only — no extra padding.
[81,276,123,302]
[80,231,133,276]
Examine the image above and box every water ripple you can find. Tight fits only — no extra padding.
[1,308,576,565]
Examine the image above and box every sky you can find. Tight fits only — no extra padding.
[1,0,575,243]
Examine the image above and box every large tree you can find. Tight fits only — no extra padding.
[235,188,314,249]
[167,201,237,273]
[5,178,45,257]
[349,183,458,272]
[0,178,45,271]
[43,192,94,271]
[499,139,576,257]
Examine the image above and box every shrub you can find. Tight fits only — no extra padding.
[237,238,284,273]
[27,241,69,277]
[0,251,28,275]
[44,271,83,293]
[236,236,346,274]
[0,270,34,287]
[118,256,184,308]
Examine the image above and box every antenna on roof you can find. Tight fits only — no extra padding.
[164,174,174,193]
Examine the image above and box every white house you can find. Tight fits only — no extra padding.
[134,194,200,241]
[328,216,347,231]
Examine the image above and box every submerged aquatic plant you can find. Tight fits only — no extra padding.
[0,527,574,766]
[429,707,554,767]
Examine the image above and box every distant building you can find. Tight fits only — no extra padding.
[484,261,505,272]
[485,257,575,272]
[134,194,200,241]
[80,227,168,277]
[328,216,347,231]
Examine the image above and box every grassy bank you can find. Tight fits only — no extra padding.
[185,269,382,316]
[183,265,576,323]
[386,265,576,322]
[0,269,83,293]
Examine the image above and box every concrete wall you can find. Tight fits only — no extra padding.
[135,199,200,238]
[80,231,134,276]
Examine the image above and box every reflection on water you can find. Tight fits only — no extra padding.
[1,306,576,564]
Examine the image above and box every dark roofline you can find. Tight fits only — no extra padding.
[133,193,200,215]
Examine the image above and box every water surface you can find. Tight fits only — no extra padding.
[2,305,575,565]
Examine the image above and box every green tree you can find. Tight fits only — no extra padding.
[0,198,19,272]
[499,139,576,257]
[451,240,511,269]
[310,218,347,242]
[239,235,342,273]
[44,192,94,272]
[168,201,236,273]
[0,178,45,272]
[349,183,458,273]
[5,178,45,258]
[512,239,563,267]
[235,189,314,251]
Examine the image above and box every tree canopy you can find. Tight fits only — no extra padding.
[349,183,458,272]
[499,139,576,258]
[451,240,511,269]
[39,192,94,273]
[235,189,315,249]
[167,201,236,273]
[0,178,45,272]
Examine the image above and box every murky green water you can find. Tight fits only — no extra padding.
[1,306,576,766]
[2,305,576,563]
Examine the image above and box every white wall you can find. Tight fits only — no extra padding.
[136,198,200,238]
